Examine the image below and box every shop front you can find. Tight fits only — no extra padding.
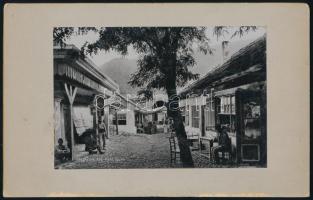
[178,35,266,166]
[54,44,119,161]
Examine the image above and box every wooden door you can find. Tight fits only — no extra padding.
[201,105,205,137]
[236,89,266,166]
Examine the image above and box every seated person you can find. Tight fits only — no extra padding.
[83,129,104,155]
[136,123,144,134]
[137,123,143,128]
[55,138,71,161]
[211,125,231,164]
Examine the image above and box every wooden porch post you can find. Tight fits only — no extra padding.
[104,104,109,139]
[64,83,77,161]
[95,100,99,148]
[54,97,63,146]
[115,110,119,135]
[106,106,110,138]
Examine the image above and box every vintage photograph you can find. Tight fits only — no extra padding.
[53,26,267,169]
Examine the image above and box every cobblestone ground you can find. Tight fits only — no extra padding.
[56,132,234,169]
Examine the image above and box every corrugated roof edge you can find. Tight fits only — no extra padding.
[54,43,120,91]
[179,34,266,96]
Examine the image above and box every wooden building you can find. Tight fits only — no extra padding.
[179,35,266,166]
[54,43,120,160]
[110,94,148,135]
[132,93,168,134]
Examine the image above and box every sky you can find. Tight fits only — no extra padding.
[65,27,266,67]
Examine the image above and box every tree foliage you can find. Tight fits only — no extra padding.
[79,27,212,90]
[137,89,153,101]
[53,27,98,47]
[54,26,258,91]
[213,26,257,39]
[53,26,258,167]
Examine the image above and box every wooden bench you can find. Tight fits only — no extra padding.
[187,133,200,151]
[199,136,214,160]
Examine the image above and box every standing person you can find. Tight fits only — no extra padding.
[163,118,168,134]
[211,125,231,164]
[98,118,107,150]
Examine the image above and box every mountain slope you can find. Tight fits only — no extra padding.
[98,58,139,95]
[98,38,259,95]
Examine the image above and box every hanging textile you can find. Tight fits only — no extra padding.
[73,106,94,136]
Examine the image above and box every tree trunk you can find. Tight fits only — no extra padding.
[163,29,194,167]
[167,88,194,167]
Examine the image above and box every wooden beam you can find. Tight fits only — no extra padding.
[115,111,119,135]
[64,83,77,161]
[72,87,77,103]
[95,101,99,148]
[64,83,70,101]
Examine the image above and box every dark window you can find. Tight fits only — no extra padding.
[205,97,215,131]
[113,113,127,125]
[216,95,236,132]
[191,105,200,128]
[185,105,190,126]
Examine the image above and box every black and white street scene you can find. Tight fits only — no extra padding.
[53,27,266,169]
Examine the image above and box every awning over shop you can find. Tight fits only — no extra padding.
[138,106,167,115]
[54,63,103,93]
[214,81,265,97]
[54,44,120,94]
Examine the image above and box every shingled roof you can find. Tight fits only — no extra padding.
[179,35,266,97]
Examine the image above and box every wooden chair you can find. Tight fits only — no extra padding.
[199,137,213,160]
[187,133,200,151]
[213,139,232,164]
[218,150,232,164]
[136,127,144,134]
[169,136,180,165]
